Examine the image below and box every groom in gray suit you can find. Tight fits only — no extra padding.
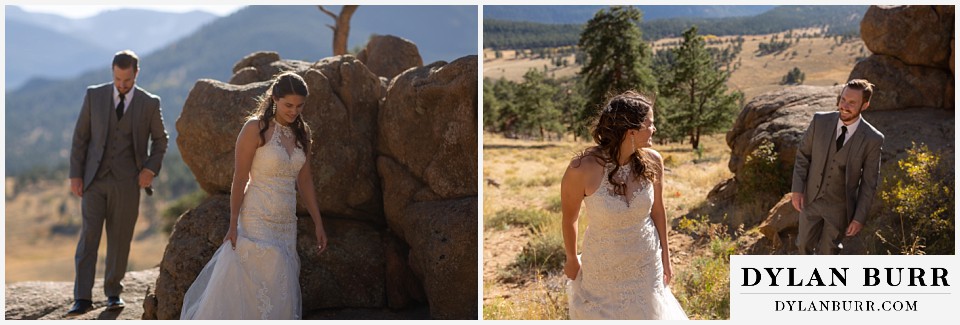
[67,50,168,316]
[791,79,884,255]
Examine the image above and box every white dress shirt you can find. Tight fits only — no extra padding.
[113,86,134,113]
[835,114,861,147]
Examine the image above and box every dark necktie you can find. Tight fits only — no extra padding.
[116,94,125,120]
[836,125,847,152]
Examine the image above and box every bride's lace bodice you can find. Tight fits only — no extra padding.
[238,120,306,248]
[569,162,686,319]
[181,119,307,320]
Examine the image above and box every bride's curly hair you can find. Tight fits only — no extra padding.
[249,72,312,150]
[580,90,658,196]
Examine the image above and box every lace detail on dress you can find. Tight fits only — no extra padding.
[599,162,650,208]
[180,118,306,320]
[568,163,687,320]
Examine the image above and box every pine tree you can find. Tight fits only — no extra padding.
[516,69,561,140]
[661,26,743,149]
[577,6,657,111]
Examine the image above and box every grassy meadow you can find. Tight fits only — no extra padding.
[484,28,865,102]
[482,132,741,320]
[4,178,169,282]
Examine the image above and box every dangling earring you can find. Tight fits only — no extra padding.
[631,133,636,151]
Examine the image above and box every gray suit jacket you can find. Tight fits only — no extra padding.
[791,111,884,226]
[69,83,169,190]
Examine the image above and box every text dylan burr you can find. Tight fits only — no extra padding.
[741,267,950,287]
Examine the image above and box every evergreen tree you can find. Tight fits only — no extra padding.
[516,68,561,140]
[578,6,657,111]
[781,67,805,85]
[661,26,743,149]
[491,78,521,136]
[483,78,499,131]
[558,78,591,141]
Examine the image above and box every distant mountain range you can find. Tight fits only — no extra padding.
[5,6,219,89]
[4,5,478,176]
[483,5,776,24]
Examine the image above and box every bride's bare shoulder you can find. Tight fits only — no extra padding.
[566,147,605,175]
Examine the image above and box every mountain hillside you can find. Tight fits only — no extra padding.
[5,6,219,89]
[484,5,866,49]
[4,5,477,176]
[4,20,113,89]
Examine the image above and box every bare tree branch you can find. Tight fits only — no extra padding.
[317,5,360,56]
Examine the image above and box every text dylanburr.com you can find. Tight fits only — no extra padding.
[730,255,958,321]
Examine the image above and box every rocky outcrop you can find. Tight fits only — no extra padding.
[167,46,477,319]
[851,5,955,111]
[177,55,384,222]
[725,86,837,176]
[153,195,230,319]
[4,268,158,320]
[848,55,952,111]
[3,266,424,320]
[229,51,314,85]
[860,6,953,69]
[757,194,799,251]
[357,35,424,80]
[151,195,390,319]
[718,85,953,227]
[717,5,956,253]
[377,55,479,319]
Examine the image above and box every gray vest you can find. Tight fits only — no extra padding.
[812,130,853,211]
[95,102,138,180]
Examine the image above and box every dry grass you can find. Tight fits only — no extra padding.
[5,178,170,282]
[482,132,734,319]
[484,28,863,101]
[482,48,579,82]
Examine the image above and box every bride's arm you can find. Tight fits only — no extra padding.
[297,144,328,254]
[561,156,589,280]
[226,120,261,248]
[646,148,672,285]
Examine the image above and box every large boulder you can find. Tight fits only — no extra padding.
[757,194,799,250]
[721,83,954,252]
[176,81,268,195]
[357,34,424,80]
[177,55,385,222]
[860,6,954,69]
[725,85,837,177]
[152,195,389,319]
[229,51,314,85]
[4,268,157,320]
[378,56,478,240]
[153,195,230,320]
[401,197,478,319]
[848,55,952,111]
[376,55,478,319]
[853,5,954,112]
[725,86,954,185]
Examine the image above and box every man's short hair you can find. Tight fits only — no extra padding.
[112,50,139,71]
[843,79,875,104]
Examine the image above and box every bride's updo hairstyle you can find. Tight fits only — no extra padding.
[587,90,657,196]
[250,71,312,150]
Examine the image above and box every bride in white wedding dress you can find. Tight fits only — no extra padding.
[180,72,328,320]
[560,91,687,320]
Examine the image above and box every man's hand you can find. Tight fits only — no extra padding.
[138,169,155,188]
[845,220,864,237]
[790,192,805,212]
[70,178,83,197]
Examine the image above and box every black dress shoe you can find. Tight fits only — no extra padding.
[106,296,125,310]
[65,299,94,317]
